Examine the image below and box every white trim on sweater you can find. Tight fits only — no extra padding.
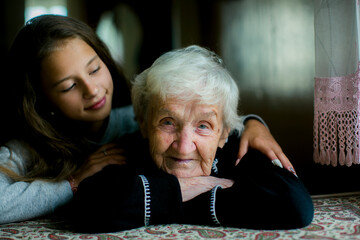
[139,175,151,226]
[210,185,223,225]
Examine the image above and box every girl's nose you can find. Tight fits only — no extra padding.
[83,79,99,99]
[172,128,196,155]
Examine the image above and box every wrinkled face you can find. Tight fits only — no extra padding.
[143,97,229,178]
[41,38,113,126]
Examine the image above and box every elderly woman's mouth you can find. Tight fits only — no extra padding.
[170,158,192,164]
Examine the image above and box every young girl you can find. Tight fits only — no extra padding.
[0,14,294,224]
[0,14,138,224]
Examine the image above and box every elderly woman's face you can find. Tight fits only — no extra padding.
[144,97,229,178]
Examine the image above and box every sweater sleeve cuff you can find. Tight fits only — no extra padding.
[241,114,269,129]
[139,174,183,225]
[210,185,223,225]
[138,175,151,226]
[183,188,219,226]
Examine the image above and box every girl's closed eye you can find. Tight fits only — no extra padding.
[89,66,100,75]
[60,83,76,92]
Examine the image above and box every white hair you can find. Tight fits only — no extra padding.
[131,45,243,133]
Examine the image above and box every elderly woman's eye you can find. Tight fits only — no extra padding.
[159,119,176,131]
[160,119,175,127]
[163,120,173,125]
[196,123,212,135]
[198,122,211,130]
[198,124,208,129]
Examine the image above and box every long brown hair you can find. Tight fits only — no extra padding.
[3,14,130,181]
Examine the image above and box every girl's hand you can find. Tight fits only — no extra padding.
[237,119,297,176]
[178,176,234,202]
[70,143,127,188]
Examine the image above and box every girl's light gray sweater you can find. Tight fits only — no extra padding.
[0,105,139,224]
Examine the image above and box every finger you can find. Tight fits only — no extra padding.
[102,148,126,156]
[95,143,123,154]
[277,152,297,176]
[269,150,298,176]
[260,147,289,170]
[271,159,283,168]
[107,155,127,165]
[261,147,278,161]
[88,155,127,173]
[87,149,127,164]
[94,147,126,160]
[76,153,127,184]
[236,140,249,166]
[96,143,118,151]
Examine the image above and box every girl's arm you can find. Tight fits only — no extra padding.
[0,141,73,224]
[238,115,296,175]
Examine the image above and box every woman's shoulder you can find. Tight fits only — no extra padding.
[211,132,240,177]
[111,105,135,120]
[219,131,241,158]
[102,105,139,141]
[2,139,30,155]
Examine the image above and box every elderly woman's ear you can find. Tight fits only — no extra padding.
[219,128,230,148]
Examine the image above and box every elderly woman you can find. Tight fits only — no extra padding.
[68,45,313,233]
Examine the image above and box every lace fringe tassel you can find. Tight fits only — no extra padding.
[313,66,360,167]
[314,110,360,167]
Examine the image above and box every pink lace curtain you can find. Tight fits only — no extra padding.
[313,0,360,166]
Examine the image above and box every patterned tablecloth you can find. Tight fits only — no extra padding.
[1,194,360,240]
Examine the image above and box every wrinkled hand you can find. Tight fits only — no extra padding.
[71,143,127,187]
[237,119,297,176]
[178,176,234,202]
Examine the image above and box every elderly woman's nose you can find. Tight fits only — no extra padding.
[172,129,196,154]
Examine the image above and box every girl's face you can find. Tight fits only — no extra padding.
[41,38,113,127]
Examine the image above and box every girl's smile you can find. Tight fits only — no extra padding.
[86,96,107,110]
